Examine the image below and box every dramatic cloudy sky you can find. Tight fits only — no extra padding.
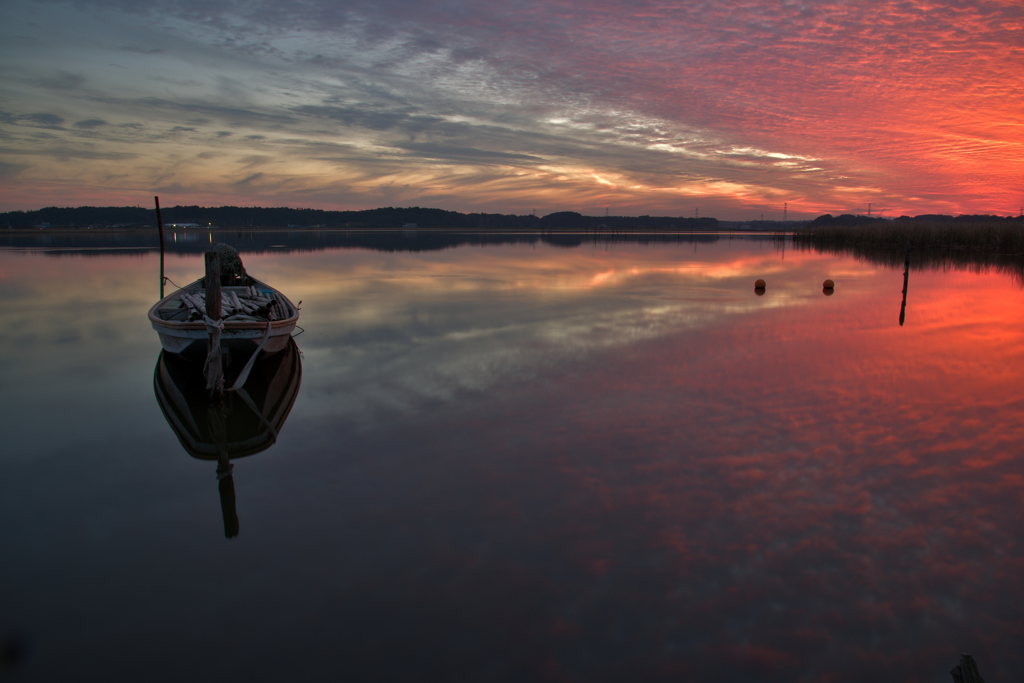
[1,0,1022,219]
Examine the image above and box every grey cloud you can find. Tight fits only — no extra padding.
[214,76,251,100]
[152,76,205,86]
[294,105,436,132]
[6,34,41,48]
[449,46,490,63]
[292,97,706,176]
[36,71,87,91]
[12,113,66,129]
[21,112,66,129]
[216,131,234,137]
[74,119,108,128]
[235,172,264,185]
[117,45,165,54]
[0,161,30,178]
[407,35,444,53]
[90,97,298,127]
[237,155,272,166]
[62,0,371,33]
[395,142,543,165]
[0,146,137,160]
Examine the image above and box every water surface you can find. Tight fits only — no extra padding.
[1,234,1022,681]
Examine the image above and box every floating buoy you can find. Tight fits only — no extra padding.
[754,279,766,289]
[755,288,765,296]
[823,288,834,296]
[823,279,835,289]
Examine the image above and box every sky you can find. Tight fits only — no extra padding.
[0,0,1022,220]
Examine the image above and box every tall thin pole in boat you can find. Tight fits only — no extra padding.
[204,251,225,394]
[155,196,165,299]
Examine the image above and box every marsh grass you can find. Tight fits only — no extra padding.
[791,220,1024,286]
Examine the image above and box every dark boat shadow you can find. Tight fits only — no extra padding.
[154,338,302,538]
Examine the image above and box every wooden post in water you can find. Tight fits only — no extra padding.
[155,196,165,298]
[218,469,239,538]
[204,251,224,394]
[899,241,910,327]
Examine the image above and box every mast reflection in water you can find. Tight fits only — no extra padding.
[153,338,302,537]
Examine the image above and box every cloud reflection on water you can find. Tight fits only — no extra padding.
[1,240,1022,680]
[242,243,866,421]
[269,244,1024,679]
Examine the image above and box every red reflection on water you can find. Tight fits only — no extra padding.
[357,265,1024,680]
[541,271,1021,677]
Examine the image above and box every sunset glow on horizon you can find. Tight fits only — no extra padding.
[1,0,1022,219]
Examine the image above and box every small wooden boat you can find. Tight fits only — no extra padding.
[148,276,299,358]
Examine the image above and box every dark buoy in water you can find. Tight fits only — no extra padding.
[823,278,835,295]
[754,278,766,295]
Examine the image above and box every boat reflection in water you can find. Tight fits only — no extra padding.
[154,337,302,538]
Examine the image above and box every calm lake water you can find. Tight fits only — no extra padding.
[1,232,1022,682]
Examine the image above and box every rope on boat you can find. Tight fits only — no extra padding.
[233,385,280,445]
[162,275,184,290]
[230,321,273,392]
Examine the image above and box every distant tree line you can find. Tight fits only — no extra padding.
[0,205,534,229]
[538,211,717,230]
[0,205,718,230]
[809,213,1021,227]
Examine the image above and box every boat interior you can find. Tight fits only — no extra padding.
[155,283,294,323]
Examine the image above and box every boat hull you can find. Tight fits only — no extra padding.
[149,278,299,359]
[153,322,295,356]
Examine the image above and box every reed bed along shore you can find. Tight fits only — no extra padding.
[790,219,1024,285]
[792,219,1024,253]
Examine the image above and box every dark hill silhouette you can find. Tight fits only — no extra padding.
[0,205,540,230]
[810,214,888,227]
[2,205,720,230]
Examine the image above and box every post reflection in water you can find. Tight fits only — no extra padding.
[153,337,302,538]
[900,243,911,326]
